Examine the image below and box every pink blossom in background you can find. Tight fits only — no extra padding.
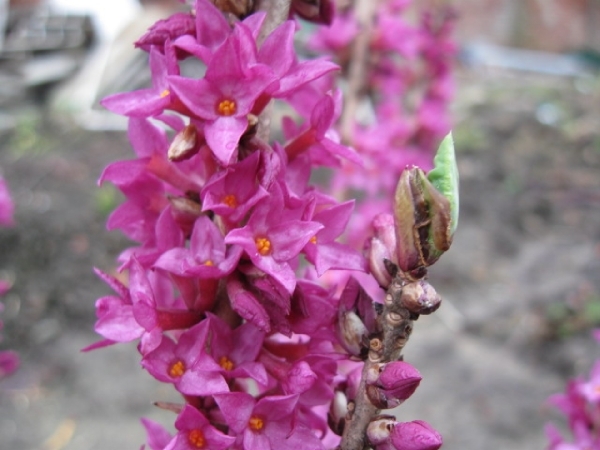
[0,176,17,380]
[0,177,14,227]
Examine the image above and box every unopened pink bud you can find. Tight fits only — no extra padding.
[367,237,393,288]
[367,213,399,288]
[372,213,398,263]
[366,361,421,409]
[390,420,443,450]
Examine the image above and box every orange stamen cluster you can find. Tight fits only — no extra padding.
[255,237,271,256]
[169,360,186,378]
[219,356,234,371]
[248,416,264,432]
[223,194,237,208]
[217,99,237,116]
[309,236,318,244]
[188,429,206,448]
[159,89,170,98]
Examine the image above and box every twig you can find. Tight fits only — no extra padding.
[340,0,378,145]
[254,0,292,45]
[253,0,292,141]
[339,277,414,450]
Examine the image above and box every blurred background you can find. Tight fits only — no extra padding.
[1,0,600,449]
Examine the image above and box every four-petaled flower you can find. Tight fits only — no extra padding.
[169,24,276,165]
[142,321,229,396]
[164,405,235,450]
[224,183,323,294]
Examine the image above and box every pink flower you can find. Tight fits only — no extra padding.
[302,199,366,275]
[154,215,242,279]
[141,320,229,396]
[164,405,235,450]
[214,392,324,450]
[0,350,19,379]
[224,183,322,294]
[205,313,268,385]
[201,151,269,222]
[168,24,276,165]
[101,46,179,118]
[0,177,14,226]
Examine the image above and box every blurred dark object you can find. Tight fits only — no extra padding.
[0,2,95,105]
[2,8,94,53]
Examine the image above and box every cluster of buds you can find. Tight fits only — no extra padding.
[338,134,457,450]
[89,1,458,449]
[545,330,600,449]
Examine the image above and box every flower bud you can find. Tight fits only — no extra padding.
[400,280,442,315]
[338,309,368,357]
[367,213,398,288]
[366,361,421,409]
[212,0,253,18]
[167,195,202,238]
[168,124,200,162]
[337,278,379,356]
[393,134,458,279]
[390,420,443,450]
[368,418,443,450]
[372,213,398,261]
[367,237,393,288]
[291,0,335,25]
[367,416,395,447]
[329,391,348,434]
[393,167,451,280]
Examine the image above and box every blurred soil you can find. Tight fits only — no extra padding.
[1,67,600,450]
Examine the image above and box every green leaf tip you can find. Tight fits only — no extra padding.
[427,132,459,234]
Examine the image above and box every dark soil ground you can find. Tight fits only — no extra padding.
[0,66,600,450]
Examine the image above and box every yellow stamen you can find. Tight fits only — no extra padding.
[204,260,214,266]
[219,356,234,371]
[223,194,237,208]
[255,237,271,256]
[249,416,264,432]
[159,89,170,98]
[188,429,206,448]
[217,99,237,116]
[169,360,186,378]
[309,236,317,244]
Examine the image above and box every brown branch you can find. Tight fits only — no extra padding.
[252,0,292,141]
[254,0,293,45]
[340,0,378,145]
[339,278,414,450]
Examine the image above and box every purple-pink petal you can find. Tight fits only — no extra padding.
[194,0,231,50]
[227,276,271,332]
[141,418,173,450]
[213,391,255,433]
[204,116,248,165]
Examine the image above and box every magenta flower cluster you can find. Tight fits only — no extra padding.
[545,330,600,450]
[309,0,456,240]
[0,176,18,380]
[90,1,447,449]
